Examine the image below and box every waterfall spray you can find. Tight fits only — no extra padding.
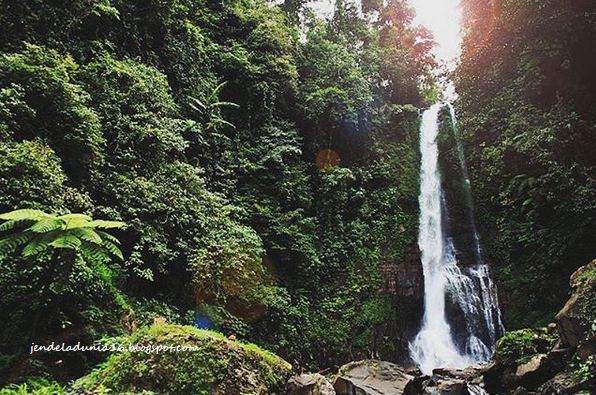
[409,103,504,374]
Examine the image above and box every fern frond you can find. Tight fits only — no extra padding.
[95,230,121,245]
[22,232,57,257]
[0,209,54,221]
[59,214,93,221]
[101,238,124,260]
[86,220,126,229]
[49,234,82,249]
[27,218,65,233]
[70,228,103,244]
[80,241,110,263]
[0,219,33,232]
[0,232,35,255]
[63,217,94,230]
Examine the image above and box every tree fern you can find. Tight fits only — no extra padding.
[0,209,125,263]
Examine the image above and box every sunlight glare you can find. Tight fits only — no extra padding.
[410,0,462,68]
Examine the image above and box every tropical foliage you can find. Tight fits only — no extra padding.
[0,0,432,386]
[456,0,596,327]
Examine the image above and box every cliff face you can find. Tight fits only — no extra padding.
[378,244,424,363]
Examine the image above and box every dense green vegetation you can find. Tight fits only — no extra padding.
[2,0,594,391]
[456,0,596,328]
[0,0,436,387]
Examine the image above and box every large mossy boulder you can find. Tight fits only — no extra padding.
[555,258,596,359]
[70,324,291,395]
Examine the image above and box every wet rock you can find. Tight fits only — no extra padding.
[419,376,469,395]
[333,360,415,395]
[287,373,336,395]
[435,379,468,395]
[432,364,484,381]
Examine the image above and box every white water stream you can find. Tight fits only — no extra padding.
[409,103,504,374]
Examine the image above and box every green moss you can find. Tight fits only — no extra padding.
[74,324,291,395]
[496,328,558,366]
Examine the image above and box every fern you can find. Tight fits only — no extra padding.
[0,232,35,255]
[0,209,125,262]
[27,218,65,233]
[70,228,103,244]
[0,219,32,232]
[0,209,53,221]
[86,220,126,229]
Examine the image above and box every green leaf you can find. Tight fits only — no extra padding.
[0,219,32,232]
[0,232,35,254]
[22,233,55,257]
[96,230,121,245]
[59,214,93,221]
[0,209,53,221]
[86,220,126,229]
[70,228,103,244]
[49,234,82,249]
[27,218,65,233]
[101,238,124,260]
[81,241,110,262]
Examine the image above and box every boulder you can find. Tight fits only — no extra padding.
[287,373,336,395]
[418,375,469,395]
[514,354,555,390]
[333,360,416,395]
[433,379,467,395]
[555,259,596,349]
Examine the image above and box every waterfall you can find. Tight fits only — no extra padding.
[409,103,504,374]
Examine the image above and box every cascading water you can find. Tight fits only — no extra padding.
[409,103,504,375]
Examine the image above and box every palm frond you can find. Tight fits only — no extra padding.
[211,118,236,129]
[189,97,207,112]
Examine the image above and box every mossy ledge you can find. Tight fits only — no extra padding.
[70,324,291,395]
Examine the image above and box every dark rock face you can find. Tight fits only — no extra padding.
[379,244,424,363]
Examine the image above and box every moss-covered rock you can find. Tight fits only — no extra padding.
[495,328,558,366]
[71,324,291,395]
